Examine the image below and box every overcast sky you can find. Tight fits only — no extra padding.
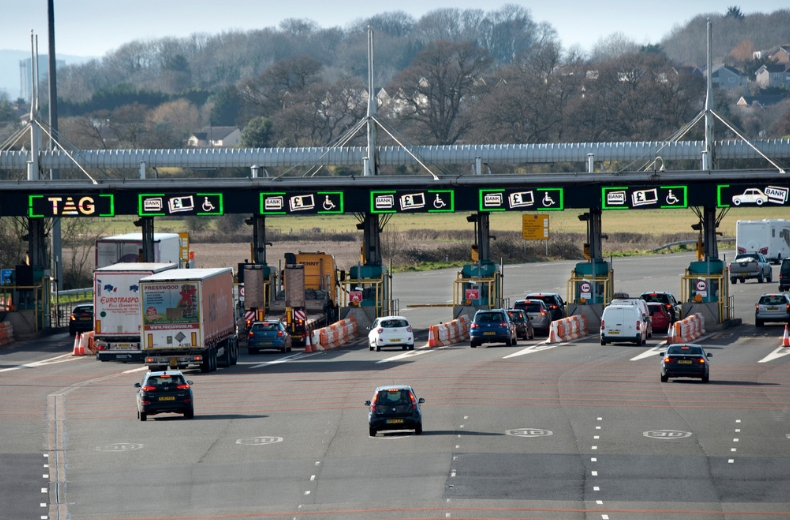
[2,0,789,57]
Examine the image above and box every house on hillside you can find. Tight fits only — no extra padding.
[753,45,790,64]
[708,65,748,91]
[754,63,790,89]
[187,126,240,147]
[737,95,785,109]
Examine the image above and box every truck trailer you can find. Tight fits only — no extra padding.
[736,219,790,264]
[139,268,238,372]
[94,262,177,362]
[95,232,185,269]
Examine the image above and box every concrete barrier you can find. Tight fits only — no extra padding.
[669,313,705,343]
[0,321,14,345]
[547,315,589,343]
[428,316,470,347]
[310,316,359,351]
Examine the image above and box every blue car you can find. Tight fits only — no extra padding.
[247,321,292,354]
[469,309,517,348]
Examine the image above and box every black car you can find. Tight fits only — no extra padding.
[641,291,681,322]
[524,293,565,321]
[135,370,194,421]
[660,344,711,383]
[69,304,94,335]
[506,309,535,340]
[366,385,424,437]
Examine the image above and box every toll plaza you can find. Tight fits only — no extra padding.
[1,170,788,331]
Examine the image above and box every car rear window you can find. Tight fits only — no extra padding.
[759,295,787,305]
[648,305,664,315]
[147,375,186,386]
[476,312,505,322]
[737,256,757,262]
[377,389,412,404]
[642,294,666,303]
[667,345,702,355]
[507,311,525,321]
[381,319,409,328]
[252,322,280,331]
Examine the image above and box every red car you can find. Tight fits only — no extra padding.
[647,302,671,333]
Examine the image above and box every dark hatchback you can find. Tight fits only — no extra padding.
[660,344,711,383]
[469,309,517,347]
[135,370,194,420]
[366,385,424,437]
[524,292,565,321]
[69,303,94,335]
[506,309,534,340]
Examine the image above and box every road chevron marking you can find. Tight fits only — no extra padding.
[759,346,790,363]
[502,342,561,359]
[631,345,666,361]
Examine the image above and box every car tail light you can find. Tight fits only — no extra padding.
[96,344,106,350]
[277,330,284,337]
[637,321,641,330]
[470,323,479,329]
[409,392,417,411]
[499,322,509,328]
[407,326,412,332]
[248,331,254,338]
[370,393,378,412]
[550,304,557,309]
[246,319,253,328]
[141,400,151,405]
[760,247,768,254]
[699,358,706,364]
[183,398,192,403]
[663,356,672,363]
[756,305,760,311]
[541,310,546,316]
[69,315,76,321]
[177,384,190,389]
[786,303,790,312]
[142,385,157,392]
[600,320,605,330]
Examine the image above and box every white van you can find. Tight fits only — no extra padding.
[601,305,647,346]
[610,298,652,337]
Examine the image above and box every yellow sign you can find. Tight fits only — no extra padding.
[522,214,549,240]
[178,232,190,262]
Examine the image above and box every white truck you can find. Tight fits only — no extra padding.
[95,232,185,269]
[94,263,177,363]
[139,268,238,373]
[736,219,790,264]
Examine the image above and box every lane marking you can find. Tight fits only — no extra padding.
[250,352,316,369]
[502,342,560,359]
[759,346,790,363]
[122,366,148,374]
[0,353,79,373]
[376,348,434,364]
[630,345,666,361]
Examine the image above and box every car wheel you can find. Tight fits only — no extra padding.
[756,198,764,206]
[369,427,376,437]
[369,345,374,351]
[184,409,194,419]
[408,344,414,350]
[601,339,607,345]
[731,278,737,284]
[505,337,512,346]
[376,345,381,352]
[635,335,642,346]
[758,272,764,283]
[767,272,772,283]
[660,374,668,383]
[512,336,517,346]
[139,411,147,421]
[702,375,709,383]
[415,424,423,435]
[248,347,258,355]
[740,278,745,283]
[756,319,764,327]
[281,345,287,353]
[470,341,478,348]
[402,345,407,350]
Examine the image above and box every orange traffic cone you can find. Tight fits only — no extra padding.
[72,333,84,355]
[304,331,313,353]
[427,325,438,347]
[782,324,790,348]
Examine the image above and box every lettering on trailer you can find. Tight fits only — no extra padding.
[138,193,223,216]
[601,186,688,210]
[478,188,563,211]
[718,184,789,207]
[369,190,455,213]
[259,191,344,215]
[28,194,115,218]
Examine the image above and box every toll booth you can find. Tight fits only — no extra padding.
[680,259,731,324]
[340,264,391,321]
[1,264,51,332]
[565,260,613,329]
[452,261,503,318]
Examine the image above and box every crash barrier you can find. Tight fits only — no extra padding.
[427,316,470,347]
[308,316,358,352]
[0,321,14,345]
[669,313,705,343]
[547,315,589,343]
[72,331,96,356]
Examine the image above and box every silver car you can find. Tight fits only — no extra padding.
[513,299,552,335]
[755,293,790,327]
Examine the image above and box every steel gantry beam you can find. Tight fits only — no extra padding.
[1,140,790,171]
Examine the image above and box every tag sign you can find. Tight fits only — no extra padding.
[349,291,363,303]
[466,289,479,300]
[580,281,591,298]
[696,279,707,297]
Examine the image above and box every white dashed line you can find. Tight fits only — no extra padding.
[731,448,737,452]
[592,446,598,450]
[728,459,735,463]
[451,470,456,477]
[591,458,597,462]
[310,475,315,481]
[304,490,310,495]
[594,486,600,491]
[597,500,603,504]
[591,471,598,476]
[594,436,600,440]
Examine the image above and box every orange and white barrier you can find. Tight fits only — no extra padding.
[669,313,705,343]
[72,333,86,355]
[311,316,359,351]
[547,315,588,343]
[0,321,14,345]
[427,316,470,347]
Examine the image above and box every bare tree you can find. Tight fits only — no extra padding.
[389,40,493,144]
[590,32,641,62]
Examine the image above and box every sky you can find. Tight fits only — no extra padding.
[2,0,789,57]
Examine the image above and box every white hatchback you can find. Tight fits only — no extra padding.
[368,316,414,351]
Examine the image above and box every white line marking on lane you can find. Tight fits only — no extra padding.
[759,346,790,363]
[502,342,560,359]
[122,366,148,373]
[0,353,80,373]
[376,348,434,364]
[630,345,666,361]
[250,352,316,369]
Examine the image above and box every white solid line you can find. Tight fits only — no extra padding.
[41,488,47,493]
[0,353,80,373]
[122,366,148,373]
[630,345,665,361]
[502,343,559,359]
[731,448,737,451]
[250,352,314,369]
[376,348,433,364]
